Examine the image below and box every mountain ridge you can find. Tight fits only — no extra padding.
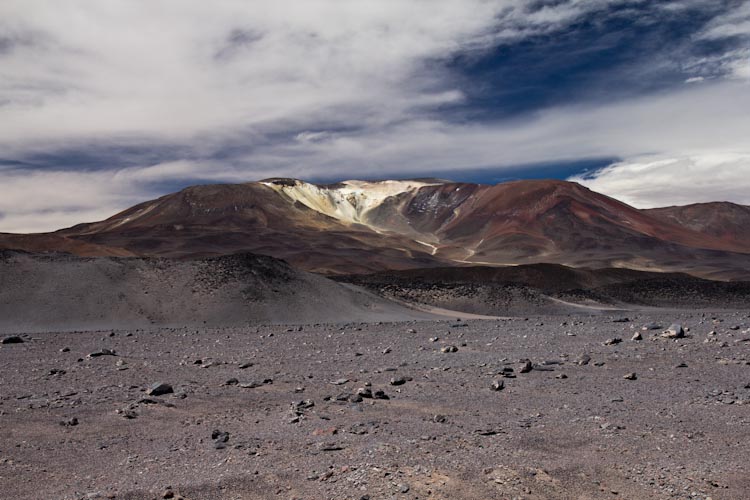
[0,178,748,279]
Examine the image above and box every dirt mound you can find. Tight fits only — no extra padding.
[0,252,431,333]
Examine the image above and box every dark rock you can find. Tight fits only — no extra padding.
[211,429,230,443]
[491,380,505,391]
[441,345,458,353]
[373,390,390,400]
[519,360,533,373]
[1,336,24,344]
[623,372,637,380]
[147,383,174,396]
[88,349,117,358]
[357,387,373,398]
[60,417,79,427]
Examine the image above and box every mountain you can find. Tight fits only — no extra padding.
[645,202,750,253]
[1,178,749,279]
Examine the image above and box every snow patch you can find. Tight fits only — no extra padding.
[262,179,442,227]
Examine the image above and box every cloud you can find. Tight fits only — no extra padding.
[1,1,749,231]
[570,153,750,208]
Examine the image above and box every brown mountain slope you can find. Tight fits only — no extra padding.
[56,182,441,274]
[0,178,748,279]
[645,202,750,252]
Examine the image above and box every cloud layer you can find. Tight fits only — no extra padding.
[1,1,749,231]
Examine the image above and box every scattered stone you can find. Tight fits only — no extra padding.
[398,483,410,494]
[389,376,407,386]
[312,427,338,437]
[662,324,685,339]
[519,360,533,373]
[1,336,24,344]
[613,317,630,323]
[433,414,447,423]
[357,387,373,398]
[60,417,79,427]
[373,390,390,400]
[441,345,458,353]
[575,354,591,366]
[211,429,229,443]
[642,322,662,331]
[556,373,568,379]
[223,378,239,386]
[238,362,253,369]
[120,410,138,419]
[318,442,345,452]
[491,380,505,391]
[603,338,622,346]
[331,378,349,386]
[623,373,637,380]
[631,332,642,341]
[147,383,174,396]
[88,349,117,358]
[292,399,315,411]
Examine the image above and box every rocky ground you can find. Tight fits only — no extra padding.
[1,310,749,500]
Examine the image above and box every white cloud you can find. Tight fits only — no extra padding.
[1,1,749,231]
[569,153,750,208]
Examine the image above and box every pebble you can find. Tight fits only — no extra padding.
[491,380,505,391]
[441,345,458,353]
[623,373,637,380]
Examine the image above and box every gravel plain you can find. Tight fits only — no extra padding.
[1,310,749,500]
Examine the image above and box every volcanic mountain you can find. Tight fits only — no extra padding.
[1,178,749,278]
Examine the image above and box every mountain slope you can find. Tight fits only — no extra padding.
[645,202,750,253]
[0,251,432,332]
[1,178,749,279]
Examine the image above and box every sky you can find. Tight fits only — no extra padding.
[1,0,749,232]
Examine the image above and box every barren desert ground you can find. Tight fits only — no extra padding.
[1,311,748,500]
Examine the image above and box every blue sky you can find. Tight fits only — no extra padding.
[1,0,749,232]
